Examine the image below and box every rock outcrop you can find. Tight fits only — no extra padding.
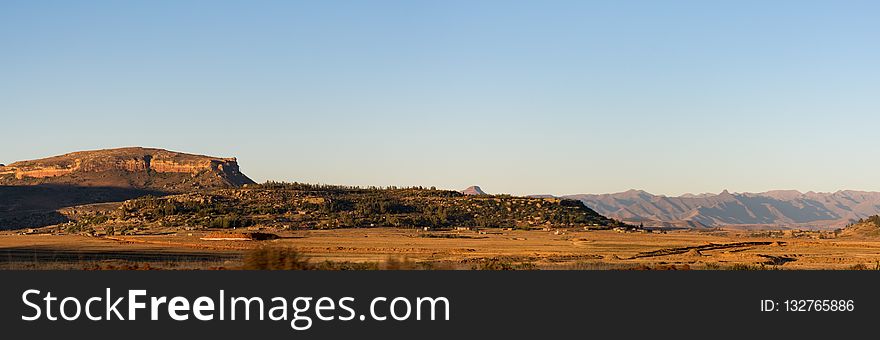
[0,147,257,229]
[0,147,254,191]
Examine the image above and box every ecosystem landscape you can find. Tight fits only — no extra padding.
[3,147,880,270]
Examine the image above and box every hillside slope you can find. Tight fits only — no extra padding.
[70,183,627,232]
[840,216,880,237]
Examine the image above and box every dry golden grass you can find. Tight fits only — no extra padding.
[3,228,880,269]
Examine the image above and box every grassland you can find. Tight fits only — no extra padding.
[3,227,880,270]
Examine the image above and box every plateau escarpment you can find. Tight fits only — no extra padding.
[0,147,254,191]
[0,147,254,229]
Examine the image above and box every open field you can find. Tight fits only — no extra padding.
[3,227,880,269]
[0,233,241,269]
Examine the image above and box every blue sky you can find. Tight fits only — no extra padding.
[2,1,879,196]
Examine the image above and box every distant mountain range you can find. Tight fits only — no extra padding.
[561,189,880,230]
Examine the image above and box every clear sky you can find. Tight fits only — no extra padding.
[2,1,879,196]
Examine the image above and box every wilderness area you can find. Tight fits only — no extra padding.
[3,147,880,270]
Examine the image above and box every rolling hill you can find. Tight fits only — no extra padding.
[839,216,880,238]
[70,182,626,233]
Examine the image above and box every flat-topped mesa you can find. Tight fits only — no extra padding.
[0,147,254,191]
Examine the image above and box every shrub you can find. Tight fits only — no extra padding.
[210,215,253,229]
[850,263,868,270]
[242,247,310,270]
[242,247,382,270]
[473,258,537,270]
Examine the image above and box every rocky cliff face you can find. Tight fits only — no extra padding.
[0,147,257,229]
[0,147,254,191]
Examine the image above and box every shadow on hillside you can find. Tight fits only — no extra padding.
[0,185,167,230]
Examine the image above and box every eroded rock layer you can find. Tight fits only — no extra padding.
[0,147,254,191]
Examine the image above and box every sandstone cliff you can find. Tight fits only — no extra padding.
[0,147,254,191]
